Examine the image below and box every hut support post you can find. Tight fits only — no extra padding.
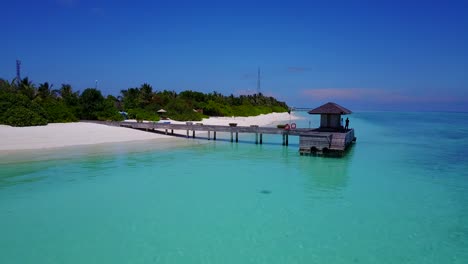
[165,129,168,135]
[236,132,238,142]
[186,130,189,138]
[192,130,195,138]
[260,133,263,144]
[208,131,211,140]
[214,131,216,140]
[255,133,258,144]
[230,132,233,142]
[286,134,289,146]
[171,129,174,135]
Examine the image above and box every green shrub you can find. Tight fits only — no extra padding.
[97,111,125,121]
[0,92,30,114]
[127,108,160,121]
[271,106,288,113]
[3,106,48,127]
[0,92,48,124]
[163,98,204,121]
[79,88,104,120]
[202,100,232,116]
[30,101,49,120]
[39,99,78,123]
[96,97,125,121]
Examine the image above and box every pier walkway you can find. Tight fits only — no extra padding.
[86,121,356,155]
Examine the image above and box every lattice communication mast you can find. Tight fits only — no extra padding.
[16,60,21,84]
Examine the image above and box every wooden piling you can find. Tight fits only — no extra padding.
[255,133,258,144]
[230,132,233,142]
[192,130,195,138]
[260,133,263,144]
[236,132,238,142]
[208,131,211,140]
[186,130,189,138]
[214,131,216,140]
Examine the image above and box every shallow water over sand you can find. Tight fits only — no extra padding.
[1,112,467,263]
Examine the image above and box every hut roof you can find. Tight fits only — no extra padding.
[308,102,352,115]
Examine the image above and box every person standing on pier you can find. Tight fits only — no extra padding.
[345,117,350,130]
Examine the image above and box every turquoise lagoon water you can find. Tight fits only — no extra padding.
[1,112,468,263]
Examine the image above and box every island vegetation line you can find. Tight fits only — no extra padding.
[0,77,289,127]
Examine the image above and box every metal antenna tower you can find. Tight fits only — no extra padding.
[257,67,261,94]
[16,60,21,84]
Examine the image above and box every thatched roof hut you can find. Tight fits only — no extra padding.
[308,102,352,115]
[308,102,352,129]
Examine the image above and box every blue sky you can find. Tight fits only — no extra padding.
[2,0,468,111]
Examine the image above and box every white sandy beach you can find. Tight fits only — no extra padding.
[0,112,300,151]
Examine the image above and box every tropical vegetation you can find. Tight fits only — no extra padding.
[0,77,289,127]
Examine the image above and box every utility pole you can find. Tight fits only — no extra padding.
[16,60,21,85]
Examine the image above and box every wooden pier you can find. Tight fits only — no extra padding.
[87,120,356,156]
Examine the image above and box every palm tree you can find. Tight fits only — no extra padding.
[37,82,53,99]
[18,77,36,99]
[120,87,140,109]
[59,84,79,106]
[0,78,15,92]
[59,84,73,98]
[138,83,153,107]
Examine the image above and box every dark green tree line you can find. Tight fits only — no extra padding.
[1,76,288,126]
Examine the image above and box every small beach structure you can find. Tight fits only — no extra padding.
[118,111,128,120]
[299,102,356,155]
[308,102,351,130]
[157,109,167,119]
